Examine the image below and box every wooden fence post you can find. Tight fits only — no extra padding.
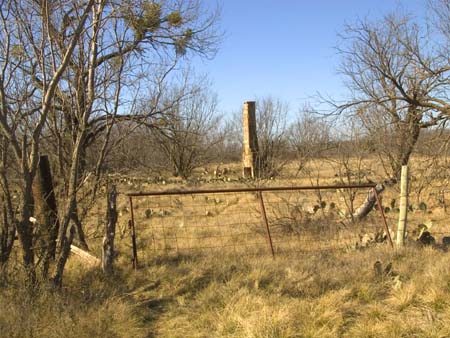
[397,165,409,246]
[102,184,118,274]
[32,155,60,277]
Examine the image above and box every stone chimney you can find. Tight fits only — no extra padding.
[242,101,259,178]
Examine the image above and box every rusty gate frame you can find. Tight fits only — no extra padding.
[126,183,392,269]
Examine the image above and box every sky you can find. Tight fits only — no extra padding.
[191,0,427,117]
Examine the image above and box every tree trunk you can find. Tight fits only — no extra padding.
[71,206,89,251]
[392,114,421,180]
[0,137,15,266]
[16,176,36,284]
[0,199,15,265]
[52,224,76,288]
[53,130,87,287]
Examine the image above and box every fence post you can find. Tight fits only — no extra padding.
[257,191,275,257]
[373,188,394,248]
[397,165,409,246]
[102,184,117,274]
[129,196,139,269]
[32,154,60,278]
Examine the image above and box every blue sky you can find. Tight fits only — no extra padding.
[192,0,427,116]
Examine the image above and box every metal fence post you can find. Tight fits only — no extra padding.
[257,191,275,257]
[373,188,394,248]
[129,196,138,269]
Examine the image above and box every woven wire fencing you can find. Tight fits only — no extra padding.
[126,184,391,268]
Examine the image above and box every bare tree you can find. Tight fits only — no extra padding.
[149,84,222,178]
[327,120,372,221]
[215,119,242,162]
[50,0,220,287]
[255,97,290,178]
[335,9,450,179]
[288,109,331,174]
[0,0,96,283]
[0,0,220,285]
[43,0,220,250]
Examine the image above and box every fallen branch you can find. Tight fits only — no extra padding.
[353,184,385,220]
[70,244,100,267]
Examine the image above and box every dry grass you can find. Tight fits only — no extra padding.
[3,230,450,337]
[3,157,450,337]
[123,245,450,337]
[0,262,148,338]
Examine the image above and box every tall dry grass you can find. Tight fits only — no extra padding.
[127,245,450,337]
[0,261,147,338]
[3,228,450,337]
[3,157,450,337]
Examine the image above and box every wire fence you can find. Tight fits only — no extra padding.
[126,184,392,268]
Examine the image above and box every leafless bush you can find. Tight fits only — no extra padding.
[288,110,332,174]
[326,121,372,221]
[151,88,223,178]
